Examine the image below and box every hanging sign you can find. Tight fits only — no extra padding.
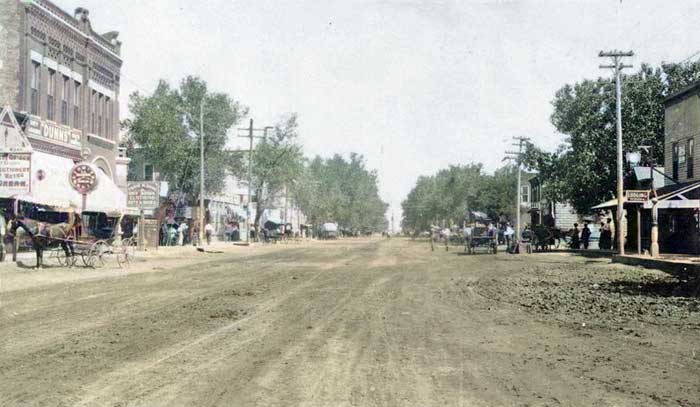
[625,190,650,203]
[0,153,31,195]
[69,163,98,194]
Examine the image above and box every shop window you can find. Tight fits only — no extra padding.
[688,138,694,179]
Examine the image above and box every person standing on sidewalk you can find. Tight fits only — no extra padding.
[581,222,591,250]
[204,222,214,245]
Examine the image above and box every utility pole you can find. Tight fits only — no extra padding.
[505,136,530,245]
[199,98,205,246]
[600,50,633,255]
[237,120,272,244]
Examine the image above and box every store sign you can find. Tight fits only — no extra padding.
[127,181,160,210]
[26,116,81,148]
[69,163,98,194]
[626,190,650,203]
[0,153,31,194]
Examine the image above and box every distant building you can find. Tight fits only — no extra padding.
[528,175,581,230]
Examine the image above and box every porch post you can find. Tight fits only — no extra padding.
[637,208,641,255]
[650,202,659,257]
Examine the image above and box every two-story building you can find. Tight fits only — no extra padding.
[642,81,700,255]
[0,0,127,213]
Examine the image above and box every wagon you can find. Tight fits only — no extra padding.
[464,227,498,254]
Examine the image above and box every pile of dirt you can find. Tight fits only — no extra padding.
[474,261,700,328]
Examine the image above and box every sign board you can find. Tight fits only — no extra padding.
[626,190,650,203]
[127,181,160,210]
[69,163,98,194]
[26,115,81,148]
[0,153,31,195]
[140,218,160,249]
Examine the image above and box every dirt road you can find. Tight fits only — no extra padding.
[1,239,698,406]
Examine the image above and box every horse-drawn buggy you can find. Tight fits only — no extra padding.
[462,211,498,254]
[7,200,137,269]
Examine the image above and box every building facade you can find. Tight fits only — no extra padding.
[0,0,125,184]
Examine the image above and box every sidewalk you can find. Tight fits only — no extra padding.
[613,254,700,277]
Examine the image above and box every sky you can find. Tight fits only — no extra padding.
[55,0,700,228]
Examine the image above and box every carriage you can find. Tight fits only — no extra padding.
[462,211,498,255]
[8,202,137,269]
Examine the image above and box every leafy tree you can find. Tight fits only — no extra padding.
[240,114,305,228]
[401,163,517,232]
[523,61,700,215]
[293,153,388,233]
[125,76,247,200]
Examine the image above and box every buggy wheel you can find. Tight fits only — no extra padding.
[116,239,134,268]
[52,248,73,267]
[86,240,110,268]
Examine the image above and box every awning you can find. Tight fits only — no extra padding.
[12,151,82,211]
[592,198,625,210]
[11,151,127,215]
[84,168,127,215]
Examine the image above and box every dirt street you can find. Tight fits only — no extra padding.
[1,239,698,406]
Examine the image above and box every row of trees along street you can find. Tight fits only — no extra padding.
[123,76,388,234]
[401,164,517,232]
[402,59,700,233]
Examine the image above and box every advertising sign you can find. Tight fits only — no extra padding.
[626,190,650,203]
[127,181,160,210]
[69,163,98,194]
[0,153,31,195]
[141,218,160,249]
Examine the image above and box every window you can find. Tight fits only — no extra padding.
[61,76,69,125]
[73,81,80,126]
[521,185,529,204]
[688,138,695,179]
[97,94,103,135]
[672,142,679,181]
[30,62,40,115]
[104,97,111,138]
[679,143,686,165]
[144,164,154,181]
[47,69,56,121]
[91,90,97,133]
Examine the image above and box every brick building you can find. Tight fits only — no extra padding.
[0,0,127,190]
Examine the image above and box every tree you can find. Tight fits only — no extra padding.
[524,61,700,215]
[125,76,248,201]
[240,114,304,229]
[293,153,388,233]
[401,163,516,232]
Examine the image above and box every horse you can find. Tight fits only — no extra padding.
[430,227,450,252]
[7,216,77,269]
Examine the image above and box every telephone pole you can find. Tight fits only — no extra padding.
[505,136,530,244]
[599,50,633,255]
[237,120,273,244]
[199,99,205,246]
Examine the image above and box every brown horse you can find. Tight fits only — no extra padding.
[7,216,77,268]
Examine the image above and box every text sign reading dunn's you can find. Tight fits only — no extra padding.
[69,163,98,194]
[626,190,650,203]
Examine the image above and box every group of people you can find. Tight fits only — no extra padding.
[160,221,216,246]
[567,218,613,250]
